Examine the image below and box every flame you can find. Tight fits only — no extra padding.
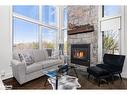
[74,50,86,58]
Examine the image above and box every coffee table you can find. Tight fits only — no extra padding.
[43,64,79,89]
[43,70,60,89]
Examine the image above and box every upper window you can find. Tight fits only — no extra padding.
[13,5,39,20]
[102,5,121,17]
[42,6,57,26]
[13,18,39,50]
[63,7,67,28]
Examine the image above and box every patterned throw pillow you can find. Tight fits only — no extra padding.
[18,53,35,66]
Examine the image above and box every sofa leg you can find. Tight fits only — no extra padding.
[119,73,122,81]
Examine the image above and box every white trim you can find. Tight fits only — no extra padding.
[101,15,121,21]
[98,5,103,63]
[120,6,125,55]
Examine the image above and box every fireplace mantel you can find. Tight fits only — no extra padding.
[68,24,94,35]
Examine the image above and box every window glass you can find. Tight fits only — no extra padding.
[103,6,121,17]
[102,30,120,55]
[13,18,39,50]
[63,7,67,28]
[42,6,57,26]
[63,29,67,55]
[42,27,56,49]
[13,5,39,20]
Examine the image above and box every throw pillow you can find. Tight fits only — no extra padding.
[18,53,35,66]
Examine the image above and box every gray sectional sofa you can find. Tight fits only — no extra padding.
[11,49,64,85]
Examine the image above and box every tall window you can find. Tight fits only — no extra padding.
[13,6,66,51]
[101,6,121,55]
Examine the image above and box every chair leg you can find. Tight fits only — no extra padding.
[98,79,101,87]
[111,74,114,84]
[88,74,90,79]
[118,73,122,80]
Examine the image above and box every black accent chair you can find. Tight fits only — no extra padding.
[87,54,125,86]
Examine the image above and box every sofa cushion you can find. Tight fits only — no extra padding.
[26,63,43,74]
[37,59,63,69]
[32,49,47,62]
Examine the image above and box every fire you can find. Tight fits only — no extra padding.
[74,50,86,58]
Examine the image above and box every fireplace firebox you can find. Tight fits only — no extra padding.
[71,44,90,66]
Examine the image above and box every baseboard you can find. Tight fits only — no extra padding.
[1,73,13,80]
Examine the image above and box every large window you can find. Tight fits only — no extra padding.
[13,6,66,51]
[13,18,39,50]
[102,5,121,17]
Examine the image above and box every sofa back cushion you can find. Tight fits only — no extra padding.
[32,49,48,62]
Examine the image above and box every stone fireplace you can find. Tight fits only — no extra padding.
[71,44,90,66]
[67,6,99,68]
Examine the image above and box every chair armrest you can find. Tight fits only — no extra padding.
[11,60,26,69]
[11,60,26,84]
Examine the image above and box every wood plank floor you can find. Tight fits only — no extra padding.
[3,70,127,89]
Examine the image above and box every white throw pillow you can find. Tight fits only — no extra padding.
[18,53,35,66]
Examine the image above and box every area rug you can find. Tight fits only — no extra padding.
[48,75,81,90]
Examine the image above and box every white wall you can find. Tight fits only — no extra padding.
[0,6,12,79]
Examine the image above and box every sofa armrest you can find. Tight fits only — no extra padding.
[11,60,26,84]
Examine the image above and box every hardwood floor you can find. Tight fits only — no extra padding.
[3,70,127,89]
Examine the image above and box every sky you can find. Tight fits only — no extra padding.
[104,5,121,17]
[13,5,120,44]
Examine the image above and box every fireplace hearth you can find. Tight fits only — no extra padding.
[71,44,90,66]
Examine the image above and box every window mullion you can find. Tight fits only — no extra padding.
[39,6,42,49]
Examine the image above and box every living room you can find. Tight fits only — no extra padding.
[1,0,127,92]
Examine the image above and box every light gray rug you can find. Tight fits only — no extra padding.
[48,75,81,90]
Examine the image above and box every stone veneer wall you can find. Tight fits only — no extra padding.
[67,6,99,68]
